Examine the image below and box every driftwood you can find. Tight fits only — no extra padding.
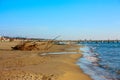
[44,36,60,50]
[12,36,60,51]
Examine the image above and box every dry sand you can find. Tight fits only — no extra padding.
[0,41,92,80]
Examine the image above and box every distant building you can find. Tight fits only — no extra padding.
[0,36,10,42]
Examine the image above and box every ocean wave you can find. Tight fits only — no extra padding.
[77,45,119,80]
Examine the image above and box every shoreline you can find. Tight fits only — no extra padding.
[0,41,92,80]
[57,53,92,80]
[79,43,120,80]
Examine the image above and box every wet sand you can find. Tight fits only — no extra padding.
[0,41,92,80]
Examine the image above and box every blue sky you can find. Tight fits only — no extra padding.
[0,0,120,40]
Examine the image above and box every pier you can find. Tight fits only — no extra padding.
[51,40,120,44]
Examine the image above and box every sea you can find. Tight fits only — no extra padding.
[77,42,120,80]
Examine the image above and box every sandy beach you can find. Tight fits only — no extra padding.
[0,41,92,80]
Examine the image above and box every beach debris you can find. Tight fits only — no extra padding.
[11,41,42,51]
[12,36,60,51]
[11,41,54,51]
[44,35,60,50]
